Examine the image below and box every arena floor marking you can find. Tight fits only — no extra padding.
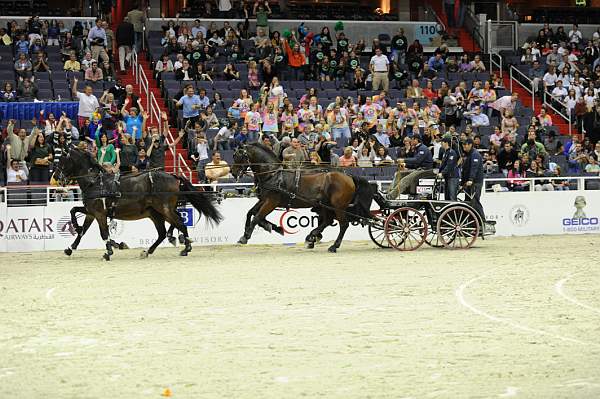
[456,273,600,347]
[555,272,600,315]
[45,287,56,300]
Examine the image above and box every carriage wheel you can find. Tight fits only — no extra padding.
[422,212,444,248]
[436,206,480,250]
[384,207,427,251]
[368,210,391,249]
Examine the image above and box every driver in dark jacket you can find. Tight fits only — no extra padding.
[461,138,485,220]
[387,135,434,199]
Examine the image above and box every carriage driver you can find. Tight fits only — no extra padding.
[386,134,434,199]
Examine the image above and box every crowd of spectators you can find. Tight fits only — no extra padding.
[154,17,600,189]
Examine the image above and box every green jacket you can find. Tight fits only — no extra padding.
[97,144,117,165]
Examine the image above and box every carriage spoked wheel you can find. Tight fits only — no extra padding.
[422,213,444,248]
[368,209,391,249]
[436,206,480,249]
[384,207,427,251]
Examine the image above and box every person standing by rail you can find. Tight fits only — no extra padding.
[438,137,460,201]
[461,138,485,220]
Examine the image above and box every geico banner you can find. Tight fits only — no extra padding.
[1,192,599,252]
[482,190,600,236]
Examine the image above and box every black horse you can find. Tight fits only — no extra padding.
[55,148,222,260]
[231,143,377,253]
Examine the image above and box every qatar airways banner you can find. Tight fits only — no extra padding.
[0,191,599,252]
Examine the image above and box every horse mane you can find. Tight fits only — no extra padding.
[247,142,279,162]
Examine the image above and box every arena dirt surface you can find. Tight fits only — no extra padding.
[1,235,600,399]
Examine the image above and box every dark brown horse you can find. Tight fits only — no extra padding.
[55,148,222,260]
[231,143,378,252]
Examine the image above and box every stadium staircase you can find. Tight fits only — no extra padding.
[500,70,571,136]
[428,0,481,53]
[124,52,197,181]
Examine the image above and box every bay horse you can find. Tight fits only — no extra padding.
[231,143,377,253]
[55,148,222,260]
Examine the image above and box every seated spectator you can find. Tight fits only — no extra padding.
[6,159,28,184]
[427,52,444,72]
[81,51,94,70]
[223,63,240,80]
[419,63,437,81]
[32,51,50,73]
[85,60,103,82]
[339,146,357,167]
[201,106,220,129]
[63,51,81,72]
[15,34,29,55]
[406,79,424,99]
[100,60,114,81]
[155,54,174,76]
[568,142,588,173]
[0,82,17,102]
[521,128,547,160]
[507,159,529,191]
[464,105,490,127]
[14,52,32,80]
[247,61,260,89]
[175,59,195,81]
[470,55,486,72]
[205,152,231,183]
[195,62,213,82]
[372,146,393,166]
[551,80,568,103]
[537,107,553,127]
[282,138,309,167]
[17,78,38,101]
[585,155,600,173]
[0,28,12,46]
[501,110,519,135]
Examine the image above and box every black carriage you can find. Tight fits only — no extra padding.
[368,178,495,251]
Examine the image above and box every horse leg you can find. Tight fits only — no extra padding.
[141,210,167,258]
[163,208,192,256]
[328,211,350,253]
[95,215,113,261]
[70,206,87,234]
[240,197,279,245]
[166,224,177,246]
[65,214,94,256]
[305,210,333,249]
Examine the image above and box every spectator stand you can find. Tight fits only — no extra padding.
[0,102,78,120]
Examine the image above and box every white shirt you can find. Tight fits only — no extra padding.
[568,29,582,44]
[7,167,27,183]
[552,86,567,100]
[370,54,389,72]
[543,72,557,86]
[218,0,232,11]
[196,141,209,160]
[76,92,99,118]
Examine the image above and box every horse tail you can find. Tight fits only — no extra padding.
[177,176,223,226]
[350,176,377,222]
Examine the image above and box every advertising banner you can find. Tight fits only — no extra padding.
[1,191,599,252]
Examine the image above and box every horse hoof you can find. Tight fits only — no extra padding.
[180,250,188,256]
[273,226,284,236]
[64,248,72,256]
[315,234,323,243]
[119,242,129,250]
[103,253,111,261]
[305,241,315,249]
[327,246,337,253]
[168,236,177,246]
[238,237,248,245]
[140,250,148,259]
[178,234,185,244]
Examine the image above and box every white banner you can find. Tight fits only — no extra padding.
[1,191,599,252]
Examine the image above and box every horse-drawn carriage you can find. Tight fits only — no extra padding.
[367,178,495,251]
